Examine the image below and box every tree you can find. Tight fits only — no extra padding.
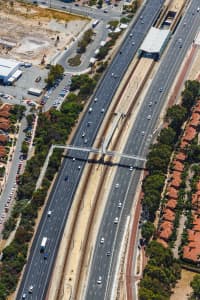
[166,105,187,131]
[191,274,200,299]
[141,221,155,242]
[157,127,176,146]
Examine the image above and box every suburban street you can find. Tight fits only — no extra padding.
[85,1,200,300]
[16,0,166,299]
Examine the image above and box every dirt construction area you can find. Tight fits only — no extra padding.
[0,0,89,65]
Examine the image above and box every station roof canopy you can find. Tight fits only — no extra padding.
[139,27,170,54]
[0,57,20,77]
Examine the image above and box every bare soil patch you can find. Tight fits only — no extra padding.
[0,0,89,65]
[171,269,196,300]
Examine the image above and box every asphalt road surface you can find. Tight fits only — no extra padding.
[85,1,200,300]
[16,1,166,299]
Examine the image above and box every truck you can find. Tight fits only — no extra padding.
[40,237,47,252]
[28,88,42,97]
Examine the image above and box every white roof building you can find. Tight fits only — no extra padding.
[139,27,170,59]
[0,57,21,84]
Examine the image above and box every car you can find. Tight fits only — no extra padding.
[104,9,108,13]
[159,87,163,92]
[114,217,119,224]
[47,210,52,217]
[84,138,88,144]
[129,33,133,37]
[101,108,105,113]
[97,276,102,284]
[81,132,86,138]
[132,41,135,46]
[149,101,153,106]
[64,175,68,181]
[72,158,76,161]
[100,237,105,244]
[87,122,92,127]
[106,251,111,256]
[88,107,93,113]
[61,6,66,9]
[78,165,81,170]
[115,183,119,188]
[111,73,114,77]
[44,253,48,259]
[129,166,133,171]
[147,115,151,120]
[28,285,33,293]
[75,3,79,6]
[22,293,27,299]
[35,76,41,82]
[94,97,98,102]
[197,7,200,12]
[118,202,122,208]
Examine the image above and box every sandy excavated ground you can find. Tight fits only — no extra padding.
[0,1,89,65]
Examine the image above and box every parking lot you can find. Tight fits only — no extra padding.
[0,66,48,102]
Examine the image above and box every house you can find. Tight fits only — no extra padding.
[166,199,177,209]
[194,101,200,114]
[159,221,173,241]
[162,208,175,222]
[190,113,200,128]
[167,186,179,199]
[175,152,186,162]
[183,242,200,263]
[183,126,197,142]
[0,146,6,157]
[0,110,10,118]
[180,140,188,149]
[0,123,10,131]
[0,134,8,144]
[170,171,182,188]
[173,160,184,172]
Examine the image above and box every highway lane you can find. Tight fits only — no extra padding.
[16,1,165,299]
[85,1,200,300]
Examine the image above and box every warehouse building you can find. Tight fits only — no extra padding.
[0,57,22,85]
[138,27,171,60]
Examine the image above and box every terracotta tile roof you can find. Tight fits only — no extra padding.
[0,104,12,112]
[175,152,186,162]
[193,216,200,231]
[0,146,6,157]
[159,221,173,241]
[173,160,184,172]
[190,113,200,128]
[157,238,168,248]
[0,111,10,118]
[180,140,188,149]
[171,171,182,188]
[0,135,8,143]
[183,243,200,263]
[162,208,175,222]
[167,187,179,199]
[187,229,200,242]
[192,194,200,207]
[0,118,10,125]
[184,126,197,142]
[166,199,177,209]
[0,123,9,131]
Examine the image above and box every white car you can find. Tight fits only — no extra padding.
[28,285,33,293]
[114,217,119,224]
[101,108,105,113]
[47,210,52,217]
[118,202,122,208]
[94,97,98,102]
[88,107,93,113]
[147,115,151,120]
[100,237,105,244]
[115,183,119,189]
[97,276,102,284]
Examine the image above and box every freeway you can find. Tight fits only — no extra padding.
[16,1,165,299]
[84,1,200,300]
